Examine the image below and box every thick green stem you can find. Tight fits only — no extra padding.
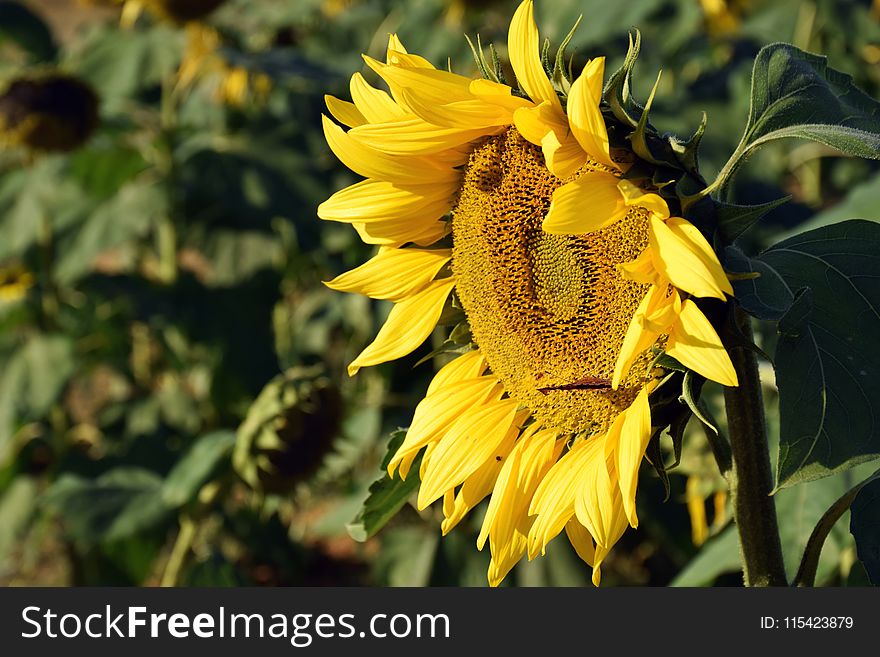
[723,306,787,586]
[160,515,196,587]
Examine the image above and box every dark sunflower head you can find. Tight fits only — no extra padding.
[0,74,99,153]
[233,366,343,495]
[143,0,227,23]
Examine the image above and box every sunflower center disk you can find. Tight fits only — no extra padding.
[452,129,653,434]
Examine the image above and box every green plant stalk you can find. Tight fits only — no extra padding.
[723,306,787,586]
[155,74,179,285]
[160,514,196,587]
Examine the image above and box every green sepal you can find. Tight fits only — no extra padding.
[604,30,643,129]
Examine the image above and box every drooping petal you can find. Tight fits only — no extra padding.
[348,278,455,376]
[541,129,588,180]
[527,438,601,558]
[324,95,366,128]
[666,299,738,386]
[349,73,406,123]
[324,247,451,301]
[418,399,524,508]
[567,59,614,169]
[349,116,496,156]
[611,284,679,388]
[616,385,654,527]
[363,55,474,108]
[508,0,560,108]
[617,180,670,219]
[317,178,457,225]
[426,349,488,396]
[351,217,449,247]
[543,172,628,234]
[389,375,503,478]
[573,428,624,547]
[564,518,596,568]
[441,420,522,535]
[648,215,733,299]
[322,116,459,185]
[478,425,556,550]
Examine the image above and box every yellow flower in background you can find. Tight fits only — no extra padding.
[0,264,35,303]
[318,0,736,586]
[177,25,272,107]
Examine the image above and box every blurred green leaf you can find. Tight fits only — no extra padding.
[0,335,76,463]
[44,468,168,547]
[784,171,880,237]
[728,220,880,488]
[55,181,165,284]
[0,477,37,561]
[715,43,880,192]
[850,476,880,585]
[75,25,182,101]
[375,526,438,587]
[162,431,235,507]
[0,2,57,63]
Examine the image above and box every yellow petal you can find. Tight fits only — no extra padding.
[686,475,709,546]
[666,299,738,386]
[349,116,494,156]
[389,376,503,477]
[349,73,406,123]
[363,55,473,108]
[385,35,435,68]
[348,278,454,376]
[318,178,456,225]
[573,430,625,548]
[527,438,600,558]
[417,399,523,508]
[426,349,487,396]
[322,115,459,185]
[567,59,614,169]
[611,285,671,388]
[508,1,560,108]
[324,247,451,301]
[541,129,588,180]
[478,425,556,550]
[543,173,627,234]
[617,180,670,219]
[351,217,449,247]
[649,216,733,299]
[564,518,596,567]
[325,95,366,128]
[618,248,661,287]
[616,387,653,527]
[469,78,534,114]
[441,420,522,535]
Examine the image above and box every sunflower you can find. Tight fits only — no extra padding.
[0,74,98,153]
[318,0,737,586]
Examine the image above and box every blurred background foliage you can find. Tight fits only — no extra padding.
[0,0,877,587]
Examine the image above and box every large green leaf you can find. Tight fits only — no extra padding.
[347,430,422,542]
[162,431,236,507]
[850,477,880,585]
[0,335,76,463]
[726,220,880,488]
[43,469,169,547]
[712,43,880,193]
